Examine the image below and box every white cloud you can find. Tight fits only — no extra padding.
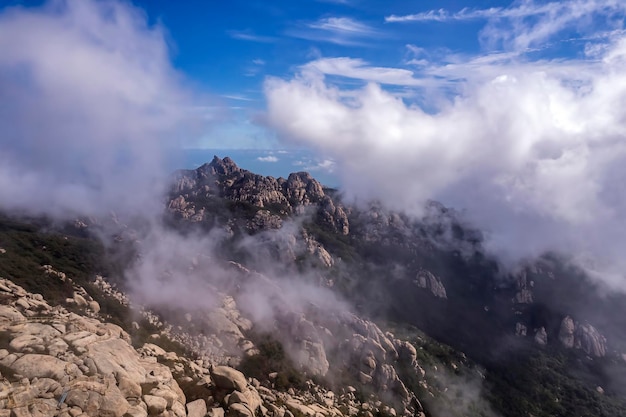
[222,94,254,101]
[302,57,429,87]
[293,158,335,173]
[0,0,202,218]
[257,155,279,162]
[308,17,375,36]
[229,30,277,43]
[265,35,626,291]
[290,17,379,46]
[387,0,626,52]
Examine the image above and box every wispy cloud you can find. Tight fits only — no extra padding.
[302,57,428,87]
[257,155,279,162]
[316,0,352,4]
[289,17,379,46]
[386,1,623,23]
[221,94,254,102]
[386,0,626,52]
[228,30,276,43]
[309,17,375,36]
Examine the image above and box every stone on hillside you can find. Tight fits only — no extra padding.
[9,354,80,380]
[211,366,247,392]
[227,403,254,417]
[99,385,130,417]
[74,294,88,308]
[9,334,45,353]
[208,407,225,417]
[118,375,142,399]
[0,305,24,322]
[88,338,147,383]
[144,394,168,415]
[125,404,149,417]
[187,399,208,417]
[88,300,100,313]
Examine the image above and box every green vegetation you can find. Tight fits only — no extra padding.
[485,345,626,417]
[0,214,106,305]
[238,333,307,391]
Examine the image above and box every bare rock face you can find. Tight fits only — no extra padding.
[515,322,528,337]
[513,271,533,304]
[319,196,350,235]
[576,323,607,357]
[414,270,447,299]
[534,327,548,345]
[558,316,607,357]
[558,316,576,349]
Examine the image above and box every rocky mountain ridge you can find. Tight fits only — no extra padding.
[167,157,615,360]
[1,157,626,417]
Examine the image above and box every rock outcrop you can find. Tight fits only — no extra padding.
[169,157,328,225]
[414,270,447,299]
[558,316,607,357]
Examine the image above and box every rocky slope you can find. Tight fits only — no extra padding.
[1,219,500,417]
[0,274,432,417]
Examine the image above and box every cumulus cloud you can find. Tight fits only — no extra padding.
[0,0,204,218]
[265,25,626,289]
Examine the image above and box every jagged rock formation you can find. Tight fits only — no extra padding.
[413,270,447,299]
[167,157,614,366]
[513,270,533,304]
[558,316,607,357]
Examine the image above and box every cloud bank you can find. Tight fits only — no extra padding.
[0,0,200,218]
[265,15,626,289]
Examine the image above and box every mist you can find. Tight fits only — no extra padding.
[0,0,199,219]
[264,7,626,291]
